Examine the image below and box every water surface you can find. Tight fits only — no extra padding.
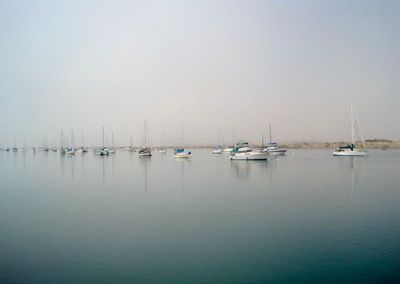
[1,149,399,283]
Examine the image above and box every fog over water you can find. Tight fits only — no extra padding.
[0,0,399,146]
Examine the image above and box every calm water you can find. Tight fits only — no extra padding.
[1,149,399,283]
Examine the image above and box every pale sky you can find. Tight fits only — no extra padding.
[0,0,399,147]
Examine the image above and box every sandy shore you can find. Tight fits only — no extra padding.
[280,140,400,149]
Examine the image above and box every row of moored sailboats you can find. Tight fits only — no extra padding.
[0,103,368,159]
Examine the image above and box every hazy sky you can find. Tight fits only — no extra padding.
[0,0,399,146]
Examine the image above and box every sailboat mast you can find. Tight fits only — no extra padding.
[261,133,264,147]
[102,126,105,148]
[353,105,367,152]
[232,125,235,144]
[269,123,272,144]
[351,103,355,145]
[71,129,75,149]
[145,120,148,146]
[61,129,64,149]
[181,122,184,146]
[112,131,115,149]
[219,128,225,146]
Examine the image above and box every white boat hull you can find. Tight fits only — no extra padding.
[174,152,191,158]
[266,149,287,155]
[212,149,223,154]
[333,150,366,157]
[230,152,268,160]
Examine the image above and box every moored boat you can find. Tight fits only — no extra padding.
[211,145,223,154]
[174,148,191,158]
[230,141,268,160]
[333,102,367,157]
[261,124,287,155]
[261,142,287,155]
[139,120,152,157]
[139,147,152,157]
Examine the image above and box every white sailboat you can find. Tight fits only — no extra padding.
[333,102,367,157]
[212,145,223,154]
[94,126,109,156]
[12,136,18,152]
[127,136,136,152]
[212,129,223,154]
[108,131,116,154]
[65,129,76,155]
[80,133,88,153]
[261,124,287,155]
[60,129,66,154]
[223,126,235,152]
[174,122,191,158]
[21,134,26,152]
[138,120,152,157]
[158,133,167,153]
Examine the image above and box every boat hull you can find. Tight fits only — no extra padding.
[139,153,152,157]
[174,153,191,158]
[266,149,287,155]
[333,150,366,157]
[230,152,268,160]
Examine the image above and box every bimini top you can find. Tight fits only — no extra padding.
[337,144,355,150]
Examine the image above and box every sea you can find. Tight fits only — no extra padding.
[0,149,399,283]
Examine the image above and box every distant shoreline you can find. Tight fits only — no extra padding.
[279,141,400,149]
[132,140,400,150]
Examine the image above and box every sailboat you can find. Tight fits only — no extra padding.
[12,136,18,152]
[261,124,287,155]
[5,139,10,151]
[108,131,116,154]
[65,129,76,155]
[333,102,367,157]
[212,145,223,154]
[94,126,109,156]
[21,134,26,152]
[158,133,167,153]
[51,136,58,152]
[212,129,223,154]
[80,133,88,153]
[60,129,66,154]
[127,136,136,152]
[223,126,235,152]
[174,122,191,158]
[138,120,152,157]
